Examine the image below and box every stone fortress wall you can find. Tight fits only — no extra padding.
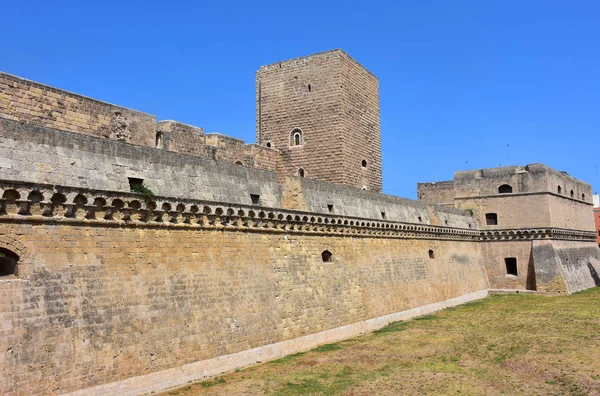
[0,93,485,394]
[0,48,598,395]
[419,164,600,294]
[0,116,486,395]
[0,72,280,174]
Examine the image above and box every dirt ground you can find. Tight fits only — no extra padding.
[161,288,600,395]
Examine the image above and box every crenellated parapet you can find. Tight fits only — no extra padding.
[0,180,480,241]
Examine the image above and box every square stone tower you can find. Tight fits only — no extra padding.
[256,49,382,192]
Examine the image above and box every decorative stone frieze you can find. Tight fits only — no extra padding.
[0,180,594,242]
[0,180,479,241]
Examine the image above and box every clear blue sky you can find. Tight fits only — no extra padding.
[2,1,599,198]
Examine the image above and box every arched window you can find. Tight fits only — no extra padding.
[557,186,562,194]
[298,168,305,177]
[570,190,574,198]
[235,161,243,165]
[155,132,164,149]
[0,248,19,277]
[428,250,435,259]
[291,128,303,147]
[321,250,332,262]
[498,184,513,194]
[582,193,586,200]
[362,159,367,168]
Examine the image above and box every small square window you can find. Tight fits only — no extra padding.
[485,213,498,226]
[128,177,144,190]
[250,194,260,205]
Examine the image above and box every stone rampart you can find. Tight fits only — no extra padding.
[156,120,206,155]
[293,177,476,229]
[0,180,488,395]
[0,72,280,175]
[532,240,600,294]
[417,180,455,206]
[0,72,157,146]
[0,118,281,207]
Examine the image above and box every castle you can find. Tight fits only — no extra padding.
[0,49,598,395]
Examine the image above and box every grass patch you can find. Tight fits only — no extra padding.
[158,287,600,396]
[277,378,327,395]
[414,314,438,321]
[270,352,306,364]
[311,343,342,353]
[373,321,408,335]
[199,377,225,388]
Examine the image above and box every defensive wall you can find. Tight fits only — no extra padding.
[0,117,488,395]
[0,72,279,174]
[419,164,600,294]
[1,50,599,395]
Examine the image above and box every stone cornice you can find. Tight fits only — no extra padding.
[479,228,596,242]
[454,191,591,205]
[0,180,594,242]
[0,180,478,241]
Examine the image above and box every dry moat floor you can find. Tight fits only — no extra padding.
[163,288,600,395]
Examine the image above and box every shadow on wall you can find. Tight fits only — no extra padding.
[526,249,537,291]
[588,262,600,286]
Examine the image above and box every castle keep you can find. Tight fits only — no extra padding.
[0,49,598,395]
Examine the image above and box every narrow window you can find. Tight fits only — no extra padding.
[498,184,513,194]
[362,159,367,168]
[250,194,260,205]
[582,193,586,200]
[308,84,311,92]
[0,248,19,277]
[321,250,332,262]
[428,250,435,259]
[557,186,562,194]
[570,190,574,198]
[128,177,144,190]
[291,128,303,146]
[418,216,422,222]
[485,213,498,226]
[298,168,305,177]
[381,212,386,219]
[444,220,449,225]
[327,204,334,213]
[505,258,518,276]
[155,132,164,149]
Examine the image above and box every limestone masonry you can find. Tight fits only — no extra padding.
[0,49,598,395]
